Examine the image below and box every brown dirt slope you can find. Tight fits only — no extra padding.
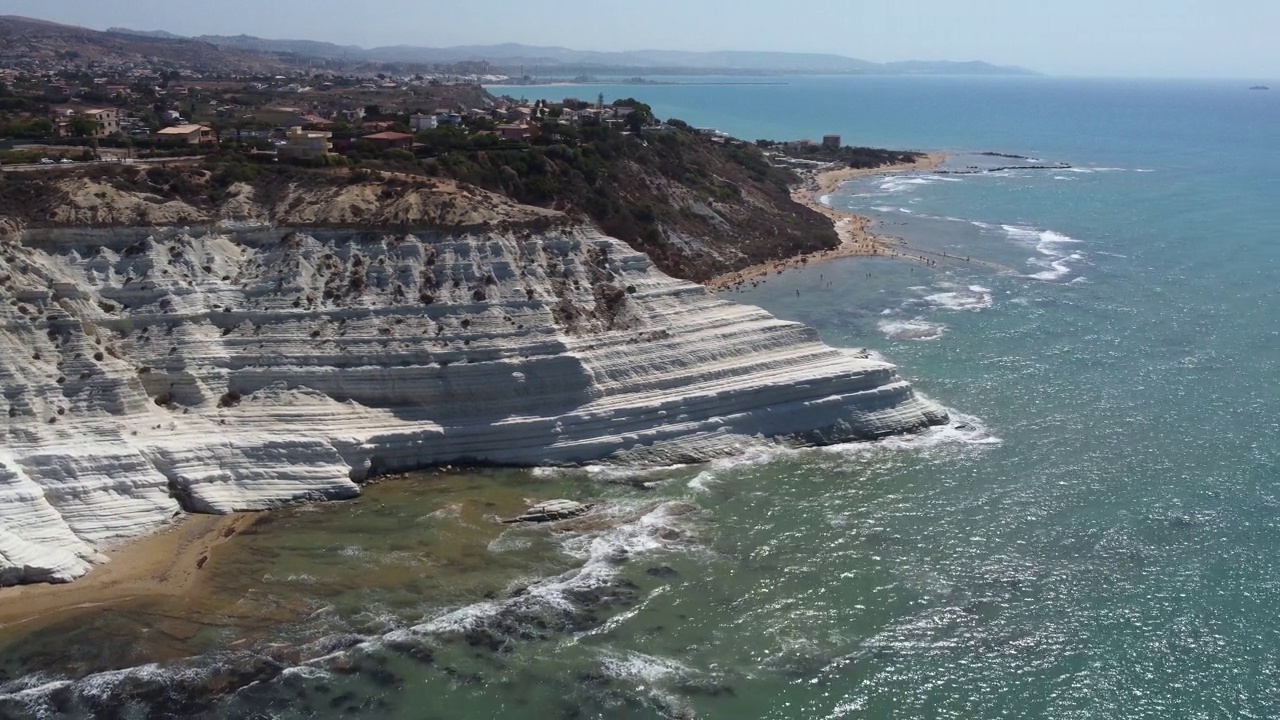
[0,164,562,233]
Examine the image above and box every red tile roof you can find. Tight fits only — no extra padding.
[362,131,414,141]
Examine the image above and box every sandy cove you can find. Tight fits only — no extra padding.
[707,153,951,290]
[0,513,254,641]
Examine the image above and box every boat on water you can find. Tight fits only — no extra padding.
[1249,85,1270,90]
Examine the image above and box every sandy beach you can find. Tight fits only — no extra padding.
[0,512,254,640]
[706,153,954,290]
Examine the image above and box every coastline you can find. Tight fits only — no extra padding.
[0,513,253,640]
[0,153,955,622]
[706,152,949,290]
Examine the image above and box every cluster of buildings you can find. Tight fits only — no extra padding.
[2,54,664,160]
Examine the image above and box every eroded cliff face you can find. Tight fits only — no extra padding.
[0,221,946,585]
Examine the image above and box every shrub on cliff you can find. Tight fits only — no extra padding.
[393,118,833,280]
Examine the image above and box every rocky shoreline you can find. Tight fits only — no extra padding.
[0,204,947,586]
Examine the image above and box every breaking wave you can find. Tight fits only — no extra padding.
[923,284,994,311]
[1002,225,1086,282]
[878,318,948,341]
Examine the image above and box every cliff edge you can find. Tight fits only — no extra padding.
[0,169,947,584]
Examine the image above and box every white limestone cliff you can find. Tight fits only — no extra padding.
[0,224,946,584]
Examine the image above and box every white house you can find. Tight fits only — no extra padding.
[278,126,332,159]
[409,113,438,131]
[154,124,215,145]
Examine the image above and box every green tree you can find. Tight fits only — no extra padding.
[67,115,100,138]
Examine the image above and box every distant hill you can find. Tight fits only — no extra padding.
[6,14,1037,77]
[195,34,366,60]
[188,35,1036,76]
[881,59,1033,75]
[105,27,184,40]
[0,16,307,73]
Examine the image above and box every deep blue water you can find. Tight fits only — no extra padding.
[486,76,1280,717]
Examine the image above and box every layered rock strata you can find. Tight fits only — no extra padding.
[0,224,945,584]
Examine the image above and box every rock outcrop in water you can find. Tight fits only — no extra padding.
[0,176,945,585]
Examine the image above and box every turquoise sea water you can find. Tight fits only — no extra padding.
[4,77,1279,718]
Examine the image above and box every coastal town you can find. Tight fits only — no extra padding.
[0,50,976,287]
[0,15,958,289]
[0,15,923,173]
[0,60,647,165]
[0,11,733,170]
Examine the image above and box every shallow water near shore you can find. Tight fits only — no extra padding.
[4,77,1280,718]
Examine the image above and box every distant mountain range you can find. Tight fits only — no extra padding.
[104,28,1037,76]
[0,16,294,74]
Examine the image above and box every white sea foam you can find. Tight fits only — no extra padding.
[687,470,720,493]
[597,649,697,716]
[1037,231,1082,249]
[581,463,691,481]
[401,498,696,642]
[675,401,1000,481]
[281,665,330,681]
[1,662,222,719]
[821,394,1001,454]
[599,649,695,685]
[533,463,690,482]
[878,177,933,193]
[1028,259,1074,281]
[1002,226,1086,282]
[922,283,994,311]
[878,318,948,341]
[1002,225,1082,246]
[1064,166,1126,173]
[818,194,832,206]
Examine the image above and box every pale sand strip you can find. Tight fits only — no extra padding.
[706,152,1010,290]
[0,513,254,639]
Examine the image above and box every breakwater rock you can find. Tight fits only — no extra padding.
[0,223,946,584]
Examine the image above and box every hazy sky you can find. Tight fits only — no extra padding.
[8,0,1279,78]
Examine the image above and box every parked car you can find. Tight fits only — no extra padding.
[39,157,55,164]
[59,158,74,164]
